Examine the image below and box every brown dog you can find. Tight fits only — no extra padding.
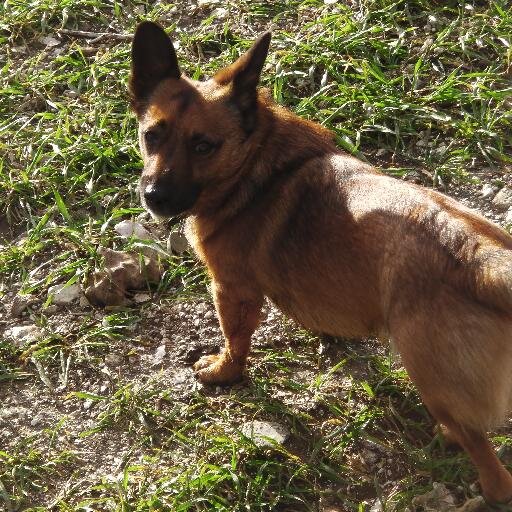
[129,21,512,504]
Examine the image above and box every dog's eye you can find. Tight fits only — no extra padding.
[193,140,214,155]
[144,130,160,147]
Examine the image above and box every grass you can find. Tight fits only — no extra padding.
[1,0,512,510]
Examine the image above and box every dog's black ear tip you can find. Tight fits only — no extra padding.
[133,21,167,44]
[256,31,272,49]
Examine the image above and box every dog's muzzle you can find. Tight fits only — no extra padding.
[141,178,201,219]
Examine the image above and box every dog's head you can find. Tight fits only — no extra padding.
[129,21,271,220]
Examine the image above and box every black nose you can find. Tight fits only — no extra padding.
[144,184,166,210]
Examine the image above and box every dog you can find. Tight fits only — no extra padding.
[129,21,512,505]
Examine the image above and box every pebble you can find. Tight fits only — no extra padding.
[105,353,123,367]
[492,187,512,211]
[134,293,152,303]
[240,420,290,447]
[411,482,457,511]
[10,295,38,317]
[47,283,81,305]
[480,183,497,199]
[114,220,151,240]
[5,324,40,347]
[151,345,166,366]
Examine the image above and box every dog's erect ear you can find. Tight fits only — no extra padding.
[129,21,180,110]
[214,32,271,133]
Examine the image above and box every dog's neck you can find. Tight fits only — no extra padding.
[189,92,337,242]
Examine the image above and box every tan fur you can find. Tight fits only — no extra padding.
[130,22,512,503]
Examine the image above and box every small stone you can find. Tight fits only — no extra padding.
[240,420,290,447]
[411,482,457,511]
[30,415,43,427]
[480,183,497,200]
[48,283,81,305]
[105,353,123,367]
[10,295,37,317]
[504,208,512,225]
[370,499,383,512]
[212,6,228,18]
[133,293,151,303]
[40,35,60,47]
[152,345,166,366]
[454,497,487,512]
[5,324,40,347]
[114,220,151,240]
[168,230,190,254]
[83,400,94,411]
[492,187,512,211]
[79,294,91,308]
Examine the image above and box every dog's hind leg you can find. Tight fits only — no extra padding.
[389,289,512,504]
[437,419,512,504]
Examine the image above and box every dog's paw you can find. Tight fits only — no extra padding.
[193,353,244,384]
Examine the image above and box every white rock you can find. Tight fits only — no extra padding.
[411,482,457,511]
[5,324,40,347]
[492,187,512,211]
[48,283,81,305]
[40,35,60,47]
[152,344,166,366]
[370,499,383,512]
[83,400,94,411]
[240,420,290,447]
[79,294,91,307]
[133,293,151,303]
[168,230,190,254]
[504,208,512,224]
[114,220,151,240]
[212,7,228,18]
[480,183,497,199]
[104,353,123,367]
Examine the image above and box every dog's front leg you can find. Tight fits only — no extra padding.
[193,280,263,384]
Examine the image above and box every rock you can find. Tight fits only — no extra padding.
[85,248,162,307]
[83,400,94,411]
[104,353,123,367]
[197,0,220,6]
[40,35,60,47]
[369,499,383,512]
[167,230,190,254]
[151,345,166,366]
[480,183,497,200]
[10,294,38,317]
[411,482,457,511]
[114,220,151,240]
[79,294,91,308]
[48,283,81,305]
[133,293,151,304]
[454,497,492,512]
[504,207,512,225]
[213,7,228,18]
[492,187,512,211]
[5,324,40,347]
[240,420,290,447]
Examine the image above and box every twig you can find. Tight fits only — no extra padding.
[58,28,132,43]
